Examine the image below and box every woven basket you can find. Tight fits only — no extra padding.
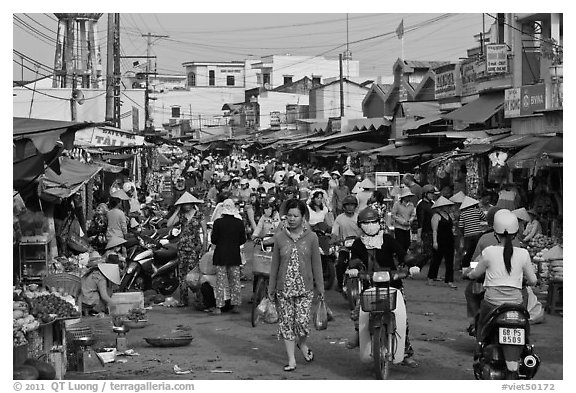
[360,287,397,313]
[43,273,82,298]
[252,252,272,276]
[65,325,93,340]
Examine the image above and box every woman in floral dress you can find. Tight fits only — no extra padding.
[268,199,324,372]
[167,192,207,307]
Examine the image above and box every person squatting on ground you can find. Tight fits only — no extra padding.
[427,196,458,289]
[268,199,325,372]
[210,198,247,315]
[346,207,421,368]
[167,192,207,307]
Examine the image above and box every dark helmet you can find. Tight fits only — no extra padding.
[486,206,504,228]
[342,195,358,206]
[357,207,379,225]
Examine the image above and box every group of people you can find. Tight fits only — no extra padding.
[76,149,547,373]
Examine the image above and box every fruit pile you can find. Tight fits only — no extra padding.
[126,308,147,321]
[29,294,80,322]
[13,298,39,347]
[525,234,557,260]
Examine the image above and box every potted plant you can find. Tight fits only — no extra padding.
[542,38,563,79]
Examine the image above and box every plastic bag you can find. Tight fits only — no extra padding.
[185,266,202,289]
[257,297,271,319]
[263,299,279,324]
[313,298,328,330]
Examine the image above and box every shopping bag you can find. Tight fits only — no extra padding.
[185,266,202,289]
[257,297,271,318]
[263,299,279,324]
[313,298,328,330]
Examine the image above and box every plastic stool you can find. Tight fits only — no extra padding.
[546,281,563,315]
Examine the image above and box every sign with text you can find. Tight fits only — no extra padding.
[75,127,145,147]
[460,60,478,96]
[435,63,460,99]
[486,44,508,74]
[505,84,545,118]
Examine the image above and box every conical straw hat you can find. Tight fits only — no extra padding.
[460,196,479,210]
[110,189,130,201]
[343,169,355,176]
[449,191,466,204]
[105,236,127,250]
[98,263,121,285]
[175,191,204,205]
[432,196,454,209]
[358,178,376,189]
[512,207,531,222]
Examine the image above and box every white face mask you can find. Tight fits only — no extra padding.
[360,222,380,236]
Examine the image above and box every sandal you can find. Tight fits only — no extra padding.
[283,364,296,372]
[297,344,314,362]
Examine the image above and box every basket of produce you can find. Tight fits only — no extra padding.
[121,308,149,329]
[144,335,193,347]
[43,273,82,298]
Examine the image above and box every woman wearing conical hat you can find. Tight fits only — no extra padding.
[167,192,208,307]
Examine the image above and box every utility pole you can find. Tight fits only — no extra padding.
[142,33,169,133]
[113,14,121,128]
[339,53,344,118]
[105,13,115,124]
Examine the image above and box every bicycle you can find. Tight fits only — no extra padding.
[251,236,273,327]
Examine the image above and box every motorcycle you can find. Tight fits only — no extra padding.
[357,269,410,380]
[471,266,541,380]
[119,228,180,295]
[311,223,337,290]
[338,236,360,309]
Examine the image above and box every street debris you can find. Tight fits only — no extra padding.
[210,370,233,373]
[173,365,192,374]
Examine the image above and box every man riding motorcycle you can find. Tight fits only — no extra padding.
[346,207,422,368]
[331,195,363,292]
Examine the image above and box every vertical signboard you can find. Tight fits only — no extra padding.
[504,88,521,118]
[486,44,508,74]
[434,63,460,99]
[460,60,478,97]
[132,107,139,132]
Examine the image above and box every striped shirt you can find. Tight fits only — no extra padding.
[458,207,486,238]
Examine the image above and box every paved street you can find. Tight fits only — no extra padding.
[66,242,563,380]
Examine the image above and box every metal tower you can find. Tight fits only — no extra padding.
[52,13,103,88]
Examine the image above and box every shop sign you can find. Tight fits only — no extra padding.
[75,127,145,147]
[270,111,281,130]
[460,60,477,96]
[521,84,545,116]
[504,88,521,118]
[399,84,409,102]
[549,82,563,110]
[132,107,139,133]
[486,44,508,74]
[505,84,545,118]
[435,64,460,99]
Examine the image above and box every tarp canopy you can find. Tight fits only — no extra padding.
[400,115,444,132]
[347,117,391,131]
[41,157,102,203]
[13,117,99,153]
[90,160,125,173]
[442,94,503,124]
[102,153,135,161]
[493,134,543,148]
[506,136,563,169]
[373,144,434,158]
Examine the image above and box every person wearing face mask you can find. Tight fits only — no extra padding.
[344,207,422,367]
[167,192,208,307]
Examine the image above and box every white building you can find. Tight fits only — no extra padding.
[309,78,370,119]
[251,55,360,90]
[182,60,260,89]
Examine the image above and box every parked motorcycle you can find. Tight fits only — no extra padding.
[119,228,180,295]
[471,267,541,379]
[311,223,337,290]
[357,269,410,380]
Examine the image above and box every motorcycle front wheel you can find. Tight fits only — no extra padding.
[372,325,392,380]
[322,257,336,290]
[251,276,268,327]
[346,277,361,310]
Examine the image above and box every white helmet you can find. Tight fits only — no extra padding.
[493,209,519,235]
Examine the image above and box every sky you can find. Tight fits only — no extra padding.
[13,12,488,82]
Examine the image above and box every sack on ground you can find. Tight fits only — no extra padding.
[263,299,279,324]
[185,266,202,289]
[199,250,216,275]
[314,298,328,330]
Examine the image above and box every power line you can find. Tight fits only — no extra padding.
[484,13,562,48]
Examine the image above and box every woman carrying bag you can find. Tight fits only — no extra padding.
[268,199,324,372]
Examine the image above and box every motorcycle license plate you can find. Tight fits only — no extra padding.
[498,328,525,345]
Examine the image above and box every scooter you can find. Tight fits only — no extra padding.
[311,223,337,290]
[338,236,360,309]
[119,228,180,295]
[471,266,541,379]
[357,269,410,380]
